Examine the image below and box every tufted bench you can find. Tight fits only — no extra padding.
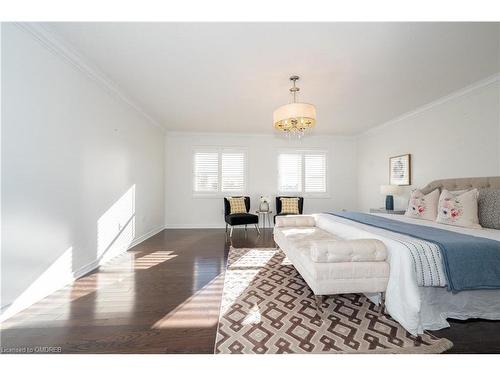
[273,215,389,315]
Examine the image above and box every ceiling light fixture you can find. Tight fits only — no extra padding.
[273,75,316,138]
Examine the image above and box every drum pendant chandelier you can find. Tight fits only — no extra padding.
[273,75,316,138]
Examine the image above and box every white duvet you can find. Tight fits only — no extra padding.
[313,213,500,335]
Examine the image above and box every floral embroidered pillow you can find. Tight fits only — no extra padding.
[436,189,481,229]
[404,188,439,221]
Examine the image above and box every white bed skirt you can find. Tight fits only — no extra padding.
[419,287,500,331]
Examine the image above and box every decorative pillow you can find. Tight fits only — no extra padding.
[404,188,439,221]
[436,189,481,229]
[228,197,247,214]
[448,189,469,196]
[280,197,300,214]
[478,189,500,229]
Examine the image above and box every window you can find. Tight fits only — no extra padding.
[221,152,245,192]
[193,152,219,192]
[278,154,302,193]
[278,151,327,194]
[193,149,246,195]
[304,154,327,193]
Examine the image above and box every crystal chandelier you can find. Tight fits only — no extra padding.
[273,75,316,138]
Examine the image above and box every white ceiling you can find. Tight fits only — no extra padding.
[46,22,500,135]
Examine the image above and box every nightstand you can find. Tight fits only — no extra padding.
[369,208,405,215]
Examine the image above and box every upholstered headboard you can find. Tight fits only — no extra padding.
[420,176,500,194]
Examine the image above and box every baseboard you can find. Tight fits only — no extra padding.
[129,225,166,248]
[164,224,226,229]
[0,224,166,323]
[164,224,273,229]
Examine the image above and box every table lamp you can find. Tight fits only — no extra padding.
[380,185,403,211]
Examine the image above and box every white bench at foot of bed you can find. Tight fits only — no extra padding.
[273,215,390,314]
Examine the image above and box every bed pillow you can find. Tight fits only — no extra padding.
[448,189,469,196]
[228,197,247,214]
[478,188,500,229]
[280,197,300,214]
[436,189,481,229]
[404,188,439,221]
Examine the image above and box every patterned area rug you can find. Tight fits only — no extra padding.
[215,247,453,354]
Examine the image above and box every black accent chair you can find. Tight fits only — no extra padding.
[224,196,260,237]
[274,196,304,224]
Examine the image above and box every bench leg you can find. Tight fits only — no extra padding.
[254,224,261,235]
[230,226,234,237]
[314,295,326,319]
[379,292,386,315]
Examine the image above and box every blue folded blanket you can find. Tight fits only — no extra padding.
[328,211,500,292]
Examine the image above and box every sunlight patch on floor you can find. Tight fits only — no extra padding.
[133,251,177,269]
[219,248,278,317]
[151,275,225,329]
[229,249,275,268]
[242,304,261,325]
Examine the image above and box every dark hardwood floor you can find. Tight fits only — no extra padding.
[1,228,499,354]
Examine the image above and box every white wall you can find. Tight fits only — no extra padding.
[165,132,358,227]
[357,78,500,212]
[1,24,165,317]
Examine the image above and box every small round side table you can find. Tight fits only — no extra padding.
[256,210,273,228]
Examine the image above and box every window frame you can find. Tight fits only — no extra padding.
[192,146,248,198]
[276,149,329,198]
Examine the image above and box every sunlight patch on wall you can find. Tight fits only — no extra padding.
[1,185,139,324]
[0,246,73,323]
[97,185,136,263]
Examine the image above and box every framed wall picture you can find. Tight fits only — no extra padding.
[389,154,411,185]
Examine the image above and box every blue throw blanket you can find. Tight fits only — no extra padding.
[329,211,500,292]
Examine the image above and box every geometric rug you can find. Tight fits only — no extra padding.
[215,247,453,354]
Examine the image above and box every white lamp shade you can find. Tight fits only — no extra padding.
[380,184,403,196]
[273,102,317,125]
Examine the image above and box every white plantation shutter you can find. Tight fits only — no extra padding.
[193,152,219,192]
[305,154,327,193]
[221,152,245,192]
[278,153,302,192]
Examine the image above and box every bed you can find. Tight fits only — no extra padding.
[314,176,500,335]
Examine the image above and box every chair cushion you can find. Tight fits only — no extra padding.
[225,213,259,226]
[280,197,300,214]
[228,197,247,214]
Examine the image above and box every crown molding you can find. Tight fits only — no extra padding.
[358,72,500,138]
[14,22,165,133]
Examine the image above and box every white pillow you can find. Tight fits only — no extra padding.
[404,188,440,221]
[436,189,482,229]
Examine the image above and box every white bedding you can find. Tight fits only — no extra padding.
[313,213,500,335]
